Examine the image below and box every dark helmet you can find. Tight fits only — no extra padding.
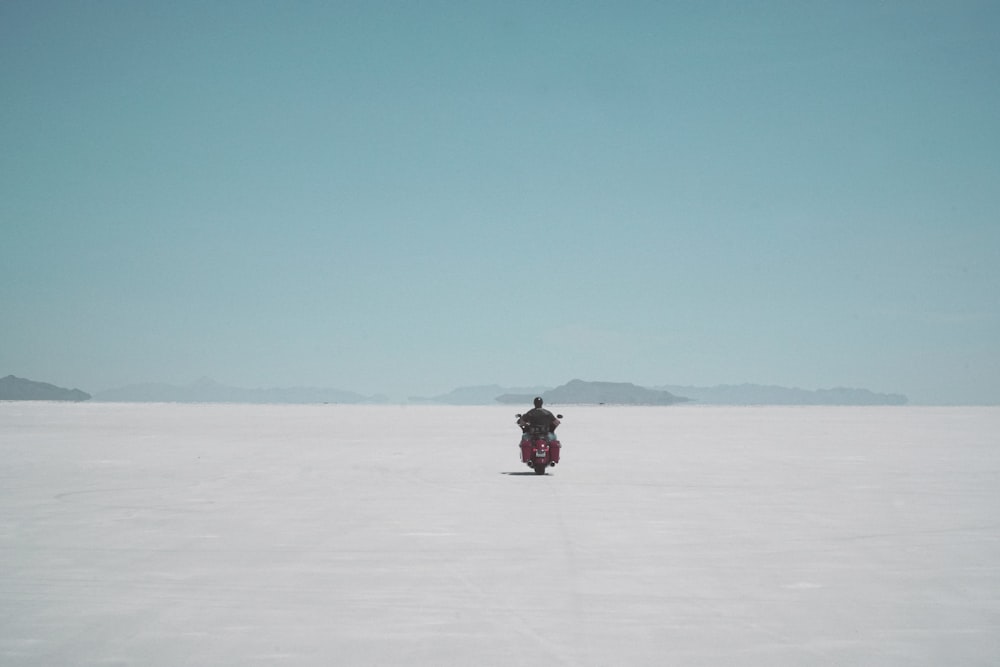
[533,397,543,408]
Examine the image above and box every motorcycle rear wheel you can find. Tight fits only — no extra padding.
[533,464,547,475]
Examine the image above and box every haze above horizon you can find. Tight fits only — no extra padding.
[3,2,998,405]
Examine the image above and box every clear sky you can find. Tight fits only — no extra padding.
[2,1,998,404]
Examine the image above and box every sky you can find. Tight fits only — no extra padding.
[2,1,998,404]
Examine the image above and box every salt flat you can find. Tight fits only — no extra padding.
[1,403,998,666]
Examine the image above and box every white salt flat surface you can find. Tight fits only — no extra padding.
[1,403,998,666]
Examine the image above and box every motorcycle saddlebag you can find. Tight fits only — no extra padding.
[520,439,532,463]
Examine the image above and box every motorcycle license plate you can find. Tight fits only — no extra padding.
[535,452,547,458]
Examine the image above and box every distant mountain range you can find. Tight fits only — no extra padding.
[409,384,551,405]
[2,374,909,406]
[426,380,907,406]
[656,384,908,406]
[0,375,91,401]
[497,379,688,406]
[92,377,388,404]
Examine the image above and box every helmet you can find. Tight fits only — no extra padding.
[533,397,543,408]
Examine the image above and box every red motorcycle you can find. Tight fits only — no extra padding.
[516,413,563,475]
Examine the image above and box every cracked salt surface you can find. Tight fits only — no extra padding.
[1,403,998,666]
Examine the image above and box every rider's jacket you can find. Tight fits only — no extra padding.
[520,407,559,433]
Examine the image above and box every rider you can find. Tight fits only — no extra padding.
[518,397,560,441]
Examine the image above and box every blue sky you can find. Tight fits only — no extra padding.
[2,1,998,403]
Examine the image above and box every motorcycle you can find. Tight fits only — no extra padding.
[515,413,563,475]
